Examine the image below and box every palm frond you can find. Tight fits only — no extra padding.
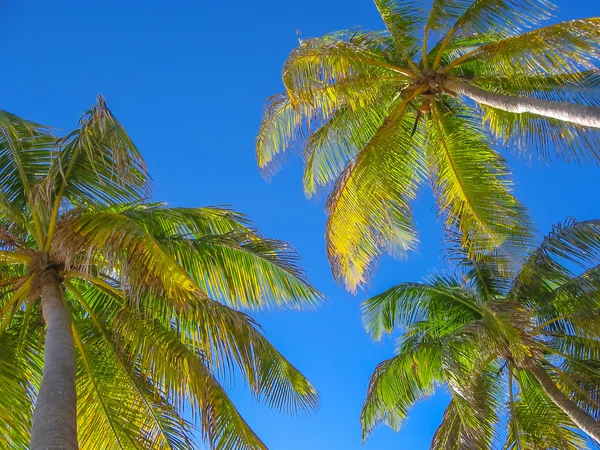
[53,208,203,307]
[428,102,532,257]
[431,366,501,450]
[373,0,425,54]
[256,92,312,177]
[0,305,44,449]
[302,104,389,197]
[48,96,151,209]
[325,100,424,291]
[0,110,55,209]
[510,219,600,303]
[452,18,600,78]
[505,369,587,449]
[482,104,600,164]
[361,338,443,439]
[361,276,480,340]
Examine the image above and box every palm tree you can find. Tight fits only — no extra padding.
[256,0,600,292]
[361,219,600,447]
[0,98,321,449]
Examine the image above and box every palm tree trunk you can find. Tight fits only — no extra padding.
[443,79,600,129]
[30,268,78,450]
[523,359,600,444]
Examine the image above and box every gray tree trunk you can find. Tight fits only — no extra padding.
[30,268,78,450]
[524,359,600,444]
[443,79,600,129]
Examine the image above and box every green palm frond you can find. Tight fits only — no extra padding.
[115,205,321,309]
[53,208,205,307]
[452,19,600,78]
[0,111,54,209]
[432,364,501,450]
[71,310,197,450]
[373,0,425,55]
[303,104,389,197]
[505,369,586,450]
[325,101,425,291]
[510,219,600,304]
[362,276,481,340]
[361,338,443,439]
[428,102,532,255]
[0,307,42,448]
[256,93,312,176]
[48,96,151,207]
[483,106,600,163]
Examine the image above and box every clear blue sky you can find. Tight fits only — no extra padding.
[3,1,600,448]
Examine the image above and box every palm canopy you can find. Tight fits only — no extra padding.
[0,98,321,449]
[256,0,600,292]
[361,219,600,448]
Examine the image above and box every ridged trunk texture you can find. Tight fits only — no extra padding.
[30,268,78,449]
[524,359,600,444]
[443,79,600,128]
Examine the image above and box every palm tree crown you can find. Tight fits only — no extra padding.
[256,0,600,292]
[361,219,600,448]
[0,98,321,449]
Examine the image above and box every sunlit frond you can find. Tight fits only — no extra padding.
[112,205,321,309]
[361,275,481,340]
[361,338,443,439]
[373,0,425,54]
[302,103,391,196]
[452,18,600,79]
[510,219,600,304]
[71,311,197,450]
[505,369,586,449]
[428,102,532,257]
[431,367,501,450]
[256,92,312,176]
[48,96,151,208]
[0,304,44,449]
[0,111,54,209]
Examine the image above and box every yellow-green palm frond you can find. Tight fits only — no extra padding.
[58,204,321,310]
[0,111,55,215]
[53,208,201,308]
[282,32,415,98]
[361,338,444,439]
[505,369,587,449]
[361,275,481,340]
[510,219,600,303]
[431,365,502,450]
[429,0,553,46]
[427,102,532,257]
[65,277,317,450]
[451,18,600,79]
[257,37,412,177]
[71,310,197,450]
[470,71,600,107]
[483,105,600,163]
[256,92,313,176]
[372,0,425,54]
[0,302,44,449]
[325,102,424,291]
[115,205,321,309]
[302,104,389,197]
[48,95,151,208]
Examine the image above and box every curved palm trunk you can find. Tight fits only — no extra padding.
[443,79,600,129]
[523,359,600,444]
[30,269,78,450]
